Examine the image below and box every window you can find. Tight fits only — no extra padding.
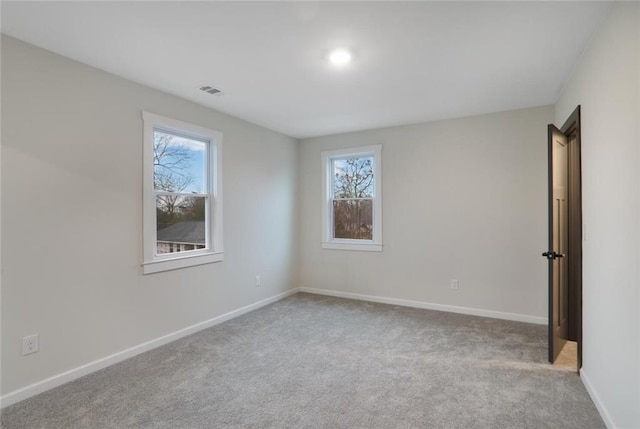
[321,145,382,252]
[142,112,223,274]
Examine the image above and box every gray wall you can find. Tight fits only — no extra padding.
[1,36,299,395]
[299,106,553,321]
[555,3,640,427]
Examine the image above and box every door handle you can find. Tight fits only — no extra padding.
[542,251,565,260]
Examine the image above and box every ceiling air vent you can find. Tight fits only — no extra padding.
[199,86,223,95]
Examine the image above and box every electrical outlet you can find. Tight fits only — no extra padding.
[450,279,459,290]
[22,334,39,356]
[255,275,261,287]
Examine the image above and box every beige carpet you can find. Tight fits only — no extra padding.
[1,293,604,428]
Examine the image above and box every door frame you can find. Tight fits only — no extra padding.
[562,106,582,369]
[547,105,582,369]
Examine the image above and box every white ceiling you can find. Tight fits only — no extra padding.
[1,1,611,139]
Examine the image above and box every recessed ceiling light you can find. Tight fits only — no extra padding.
[328,49,352,66]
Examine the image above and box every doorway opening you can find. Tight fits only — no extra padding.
[545,106,582,371]
[555,340,578,371]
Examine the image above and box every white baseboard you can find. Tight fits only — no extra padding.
[0,286,546,409]
[299,287,547,325]
[5,286,617,429]
[0,288,299,409]
[580,368,616,429]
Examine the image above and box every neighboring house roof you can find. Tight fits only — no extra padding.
[157,221,205,244]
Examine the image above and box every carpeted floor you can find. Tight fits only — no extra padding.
[1,293,604,428]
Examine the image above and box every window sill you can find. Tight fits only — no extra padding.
[321,242,383,252]
[142,251,224,274]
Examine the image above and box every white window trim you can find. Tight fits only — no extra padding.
[321,145,383,252]
[142,112,224,274]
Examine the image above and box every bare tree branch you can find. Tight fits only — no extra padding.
[153,134,194,192]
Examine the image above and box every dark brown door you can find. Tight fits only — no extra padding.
[544,125,569,363]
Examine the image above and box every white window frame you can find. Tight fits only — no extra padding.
[142,112,223,274]
[321,145,382,252]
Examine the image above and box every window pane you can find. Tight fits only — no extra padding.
[333,199,373,240]
[156,195,206,255]
[153,130,207,194]
[332,157,374,198]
